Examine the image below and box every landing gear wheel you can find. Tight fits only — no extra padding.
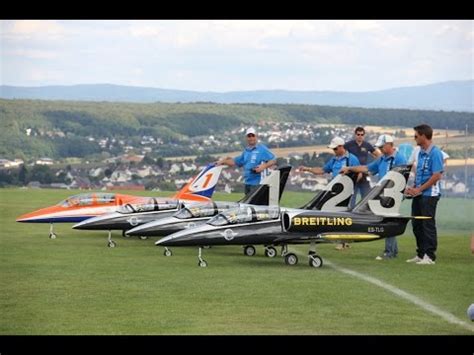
[198,260,208,267]
[243,245,256,256]
[309,255,323,268]
[284,253,298,266]
[108,241,116,248]
[164,248,172,257]
[139,236,148,240]
[49,233,57,239]
[265,246,277,258]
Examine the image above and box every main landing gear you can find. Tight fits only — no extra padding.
[279,242,323,268]
[49,223,57,239]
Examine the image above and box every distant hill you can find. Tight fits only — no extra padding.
[1,80,472,112]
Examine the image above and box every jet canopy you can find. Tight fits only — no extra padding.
[208,206,280,226]
[57,193,116,207]
[117,199,180,214]
[174,201,240,219]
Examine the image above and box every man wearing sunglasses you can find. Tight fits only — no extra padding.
[405,124,444,265]
[216,127,276,195]
[344,127,381,208]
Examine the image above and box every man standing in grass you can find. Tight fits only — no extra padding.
[217,127,276,195]
[405,124,444,265]
[341,134,407,260]
[299,136,360,250]
[344,127,381,208]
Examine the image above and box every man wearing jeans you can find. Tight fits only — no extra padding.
[341,134,406,260]
[405,124,444,265]
[344,127,381,208]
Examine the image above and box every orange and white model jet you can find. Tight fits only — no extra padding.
[16,163,224,242]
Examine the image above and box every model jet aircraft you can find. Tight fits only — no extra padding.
[128,169,358,259]
[156,165,423,268]
[16,163,223,244]
[73,166,291,251]
[124,166,292,237]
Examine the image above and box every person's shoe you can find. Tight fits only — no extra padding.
[406,255,422,263]
[375,255,383,260]
[416,254,435,265]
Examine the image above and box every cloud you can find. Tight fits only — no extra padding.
[3,20,66,41]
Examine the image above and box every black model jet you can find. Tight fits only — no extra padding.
[128,170,358,260]
[157,165,424,268]
[72,165,291,249]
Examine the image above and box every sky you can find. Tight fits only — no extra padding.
[0,20,473,92]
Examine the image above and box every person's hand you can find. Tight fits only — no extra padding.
[340,167,350,175]
[253,164,265,173]
[405,186,422,197]
[298,165,307,172]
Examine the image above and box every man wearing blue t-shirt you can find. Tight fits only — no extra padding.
[299,136,360,250]
[217,127,276,195]
[405,124,444,265]
[341,134,407,260]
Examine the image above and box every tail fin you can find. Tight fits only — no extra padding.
[299,172,358,211]
[239,166,291,206]
[352,164,412,216]
[172,163,224,202]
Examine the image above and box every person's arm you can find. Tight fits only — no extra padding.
[300,166,325,175]
[406,149,443,196]
[254,159,277,173]
[371,148,382,158]
[340,165,369,175]
[216,156,237,167]
[405,172,443,196]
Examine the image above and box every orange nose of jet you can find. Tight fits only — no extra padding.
[16,206,60,223]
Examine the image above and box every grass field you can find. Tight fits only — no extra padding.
[0,188,473,335]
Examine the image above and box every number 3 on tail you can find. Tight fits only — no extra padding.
[368,171,406,215]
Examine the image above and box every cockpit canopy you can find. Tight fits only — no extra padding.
[174,201,240,219]
[57,193,116,207]
[208,206,280,226]
[117,198,180,214]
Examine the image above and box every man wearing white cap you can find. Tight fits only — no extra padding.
[299,136,360,178]
[340,134,407,259]
[299,136,360,250]
[216,127,276,195]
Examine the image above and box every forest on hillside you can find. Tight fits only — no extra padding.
[1,99,472,160]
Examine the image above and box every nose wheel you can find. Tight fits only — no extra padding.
[197,247,208,267]
[107,230,116,248]
[163,247,173,257]
[308,242,323,268]
[49,224,57,239]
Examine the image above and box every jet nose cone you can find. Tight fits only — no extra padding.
[16,206,55,223]
[126,223,160,237]
[126,217,180,237]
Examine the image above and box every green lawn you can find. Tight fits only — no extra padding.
[0,188,473,334]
